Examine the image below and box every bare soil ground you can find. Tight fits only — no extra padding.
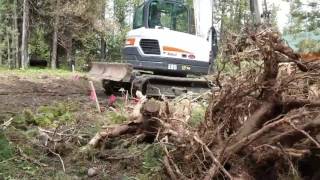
[0,74,92,114]
[0,70,159,179]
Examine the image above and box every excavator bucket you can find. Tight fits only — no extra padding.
[88,62,133,82]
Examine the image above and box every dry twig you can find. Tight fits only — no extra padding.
[48,148,66,172]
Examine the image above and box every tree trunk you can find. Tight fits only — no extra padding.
[219,2,226,44]
[51,0,59,69]
[21,0,29,69]
[13,0,20,68]
[237,0,243,31]
[11,30,16,69]
[66,40,73,71]
[100,38,106,61]
[100,0,106,61]
[7,32,11,68]
[66,48,72,69]
[250,0,261,25]
[0,48,2,65]
[229,0,235,32]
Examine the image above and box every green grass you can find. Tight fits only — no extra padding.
[106,100,129,125]
[0,66,83,78]
[13,102,77,128]
[107,111,128,124]
[121,144,165,180]
[0,130,40,179]
[189,104,207,127]
[0,158,40,179]
[0,133,14,161]
[140,144,164,178]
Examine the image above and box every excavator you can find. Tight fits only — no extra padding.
[89,0,217,97]
[89,0,261,97]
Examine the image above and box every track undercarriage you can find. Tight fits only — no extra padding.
[89,62,212,97]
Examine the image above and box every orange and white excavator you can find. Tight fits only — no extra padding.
[90,0,217,97]
[89,0,270,97]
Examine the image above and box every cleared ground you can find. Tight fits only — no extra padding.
[0,68,165,179]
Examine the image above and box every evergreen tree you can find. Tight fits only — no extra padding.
[284,0,319,34]
[284,0,319,53]
[0,0,20,68]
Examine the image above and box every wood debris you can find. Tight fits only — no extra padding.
[88,28,320,179]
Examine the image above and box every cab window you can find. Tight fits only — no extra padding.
[148,1,189,33]
[133,5,144,29]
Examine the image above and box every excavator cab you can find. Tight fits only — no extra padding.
[133,0,192,34]
[149,4,162,28]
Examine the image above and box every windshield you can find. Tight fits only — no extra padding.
[148,1,189,33]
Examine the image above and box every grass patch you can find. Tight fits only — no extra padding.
[106,100,128,124]
[107,111,128,124]
[0,158,39,179]
[1,126,73,179]
[119,144,165,180]
[0,66,83,78]
[140,144,164,178]
[0,133,14,161]
[13,102,77,128]
[0,130,40,179]
[189,104,207,127]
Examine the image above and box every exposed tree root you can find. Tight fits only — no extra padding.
[87,28,320,179]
